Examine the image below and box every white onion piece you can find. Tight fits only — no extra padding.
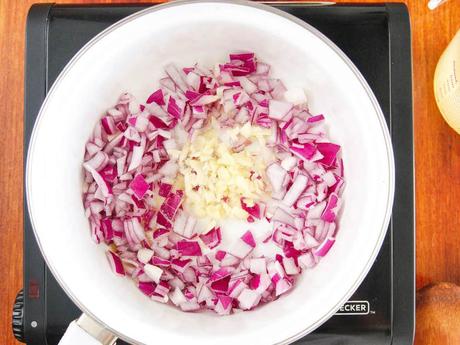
[169,287,187,306]
[283,257,300,275]
[266,163,287,192]
[272,207,297,228]
[282,174,308,207]
[128,136,146,171]
[284,87,307,105]
[238,289,261,310]
[280,155,297,171]
[159,160,178,177]
[137,249,154,264]
[249,258,267,274]
[268,100,292,120]
[165,63,188,93]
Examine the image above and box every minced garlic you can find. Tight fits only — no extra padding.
[178,121,273,220]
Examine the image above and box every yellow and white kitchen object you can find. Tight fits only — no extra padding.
[434,28,460,133]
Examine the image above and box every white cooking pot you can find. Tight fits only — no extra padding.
[26,1,394,344]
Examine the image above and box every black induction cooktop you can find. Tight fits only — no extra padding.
[15,3,414,345]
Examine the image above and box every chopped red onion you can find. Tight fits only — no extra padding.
[321,193,340,223]
[268,100,292,120]
[83,52,344,316]
[137,248,154,264]
[314,237,336,257]
[237,289,261,310]
[249,258,267,274]
[143,264,163,284]
[146,89,165,106]
[282,174,308,207]
[176,240,202,256]
[266,163,287,193]
[215,295,233,315]
[129,174,149,199]
[275,278,293,296]
[199,227,222,249]
[106,250,125,276]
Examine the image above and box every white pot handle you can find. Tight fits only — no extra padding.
[59,314,118,345]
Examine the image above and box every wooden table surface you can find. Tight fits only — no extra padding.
[1,0,460,344]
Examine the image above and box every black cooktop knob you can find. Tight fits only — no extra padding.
[12,289,25,343]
